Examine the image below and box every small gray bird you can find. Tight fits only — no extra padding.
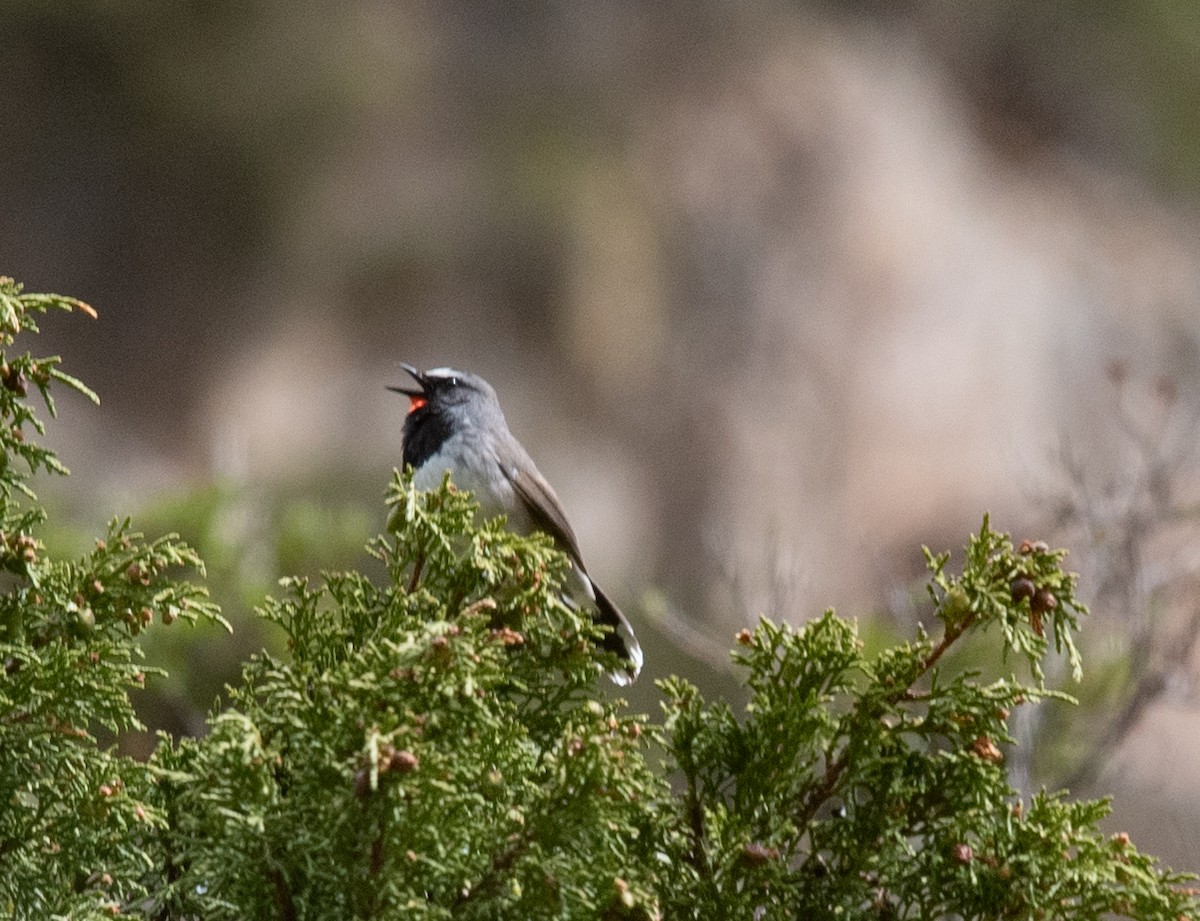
[391,364,643,685]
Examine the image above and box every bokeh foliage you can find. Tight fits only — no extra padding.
[2,277,1196,919]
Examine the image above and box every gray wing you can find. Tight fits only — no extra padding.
[501,450,643,683]
[503,461,587,568]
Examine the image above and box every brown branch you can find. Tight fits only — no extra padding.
[919,613,975,674]
[1064,602,1200,791]
[795,611,977,830]
[268,865,297,921]
[453,832,531,909]
[685,770,711,878]
[407,551,425,593]
[369,829,385,878]
[796,755,850,830]
[153,786,182,921]
[646,598,739,671]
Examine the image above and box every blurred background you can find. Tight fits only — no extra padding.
[4,0,1200,869]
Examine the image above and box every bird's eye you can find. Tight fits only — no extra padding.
[449,377,458,387]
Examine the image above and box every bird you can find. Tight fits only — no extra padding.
[390,364,642,685]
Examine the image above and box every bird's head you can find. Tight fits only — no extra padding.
[390,364,498,416]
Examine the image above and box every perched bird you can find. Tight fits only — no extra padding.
[391,364,643,684]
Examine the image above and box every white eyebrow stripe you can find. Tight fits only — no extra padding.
[425,367,468,379]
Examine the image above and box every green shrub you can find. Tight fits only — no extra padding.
[0,277,221,918]
[1,276,1195,920]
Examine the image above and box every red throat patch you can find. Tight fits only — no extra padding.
[407,395,427,414]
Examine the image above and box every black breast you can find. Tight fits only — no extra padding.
[402,407,456,469]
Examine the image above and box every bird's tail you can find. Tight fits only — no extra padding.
[591,583,643,686]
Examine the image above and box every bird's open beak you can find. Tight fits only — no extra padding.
[387,363,428,413]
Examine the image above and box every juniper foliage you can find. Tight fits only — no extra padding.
[0,276,1196,920]
[152,476,660,920]
[0,277,221,919]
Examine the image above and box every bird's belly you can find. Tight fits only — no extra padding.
[414,445,529,532]
[412,444,595,607]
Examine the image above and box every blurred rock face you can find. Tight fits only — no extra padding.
[2,1,1197,616]
[179,10,1200,630]
[622,21,1200,622]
